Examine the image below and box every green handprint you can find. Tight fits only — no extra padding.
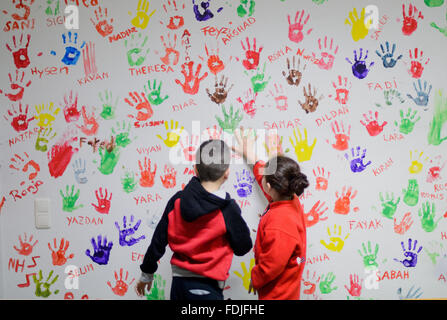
[121,170,138,193]
[45,0,60,16]
[428,90,447,146]
[248,62,271,93]
[312,0,328,4]
[112,121,133,148]
[60,185,83,212]
[383,89,405,106]
[215,104,243,134]
[379,192,400,219]
[125,33,150,67]
[33,270,59,298]
[358,241,379,269]
[425,0,444,7]
[237,0,255,17]
[418,201,442,232]
[99,90,118,120]
[424,241,444,265]
[319,272,338,294]
[394,108,421,135]
[403,179,419,207]
[98,146,121,175]
[145,274,166,300]
[145,79,169,106]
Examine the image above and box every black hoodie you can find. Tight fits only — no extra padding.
[140,177,253,281]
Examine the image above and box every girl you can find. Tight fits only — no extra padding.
[232,127,309,300]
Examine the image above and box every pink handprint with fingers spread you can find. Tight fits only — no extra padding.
[160,0,186,30]
[6,33,31,69]
[313,166,331,191]
[48,238,74,266]
[160,33,180,66]
[268,83,288,111]
[313,36,339,70]
[288,10,313,43]
[426,156,445,183]
[4,103,34,132]
[4,70,31,102]
[326,120,351,151]
[345,274,362,297]
[402,4,423,36]
[407,48,429,79]
[303,270,320,295]
[76,106,99,136]
[125,91,153,121]
[241,37,263,71]
[107,268,134,297]
[360,110,387,137]
[175,61,208,95]
[180,134,200,162]
[91,187,112,214]
[9,152,40,181]
[237,88,257,118]
[138,157,157,187]
[330,75,352,105]
[394,212,414,235]
[62,90,81,123]
[202,125,222,140]
[160,165,177,188]
[13,233,38,256]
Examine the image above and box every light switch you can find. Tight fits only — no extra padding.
[35,198,51,229]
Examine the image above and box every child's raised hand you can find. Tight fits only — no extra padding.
[135,280,152,297]
[232,126,258,165]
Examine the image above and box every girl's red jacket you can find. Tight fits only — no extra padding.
[251,160,307,300]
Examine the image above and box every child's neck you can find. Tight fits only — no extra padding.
[201,180,222,194]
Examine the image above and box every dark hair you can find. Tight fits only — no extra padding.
[264,156,309,197]
[195,139,231,182]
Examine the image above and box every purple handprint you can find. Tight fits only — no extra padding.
[115,215,146,247]
[234,169,255,198]
[346,48,374,79]
[85,235,113,265]
[394,238,422,268]
[193,0,223,22]
[344,146,372,173]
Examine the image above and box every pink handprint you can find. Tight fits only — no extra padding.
[287,10,312,43]
[62,90,81,123]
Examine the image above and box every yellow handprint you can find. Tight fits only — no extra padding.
[345,7,370,42]
[156,120,184,148]
[130,0,156,30]
[233,258,255,291]
[264,132,284,158]
[289,127,316,162]
[408,150,429,174]
[320,224,350,253]
[35,102,60,128]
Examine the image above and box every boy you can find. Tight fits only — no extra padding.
[135,139,253,300]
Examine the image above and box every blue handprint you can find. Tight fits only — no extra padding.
[61,31,86,66]
[115,215,146,247]
[72,158,87,184]
[193,0,223,22]
[234,169,255,198]
[344,146,372,173]
[407,79,432,108]
[346,48,374,79]
[375,41,402,68]
[397,285,423,300]
[85,235,113,265]
[393,238,423,268]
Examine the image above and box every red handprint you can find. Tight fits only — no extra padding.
[90,6,114,37]
[175,61,208,95]
[138,157,157,187]
[76,106,99,136]
[107,268,134,297]
[4,70,31,102]
[268,83,288,111]
[204,44,224,75]
[302,270,320,295]
[331,75,351,105]
[9,152,40,180]
[288,10,312,43]
[312,166,330,191]
[394,212,413,235]
[326,120,351,151]
[11,0,34,21]
[402,4,423,36]
[407,48,429,79]
[237,88,257,118]
[426,156,445,183]
[48,238,74,266]
[334,186,357,215]
[179,134,200,162]
[360,110,387,137]
[241,37,263,70]
[125,92,153,121]
[303,200,328,227]
[344,274,362,297]
[202,125,222,140]
[4,103,34,132]
[62,90,81,123]
[160,33,180,66]
[13,233,38,256]
[47,138,78,178]
[161,0,186,30]
[91,187,112,214]
[6,34,31,69]
[160,165,177,188]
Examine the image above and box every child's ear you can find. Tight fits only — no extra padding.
[193,165,199,176]
[223,168,230,180]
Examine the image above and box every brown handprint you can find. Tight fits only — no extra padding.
[13,233,38,256]
[206,75,233,105]
[175,61,208,95]
[138,157,157,187]
[48,238,74,266]
[299,83,323,114]
[282,56,306,86]
[160,165,177,188]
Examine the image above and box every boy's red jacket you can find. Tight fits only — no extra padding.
[140,177,252,281]
[251,160,307,300]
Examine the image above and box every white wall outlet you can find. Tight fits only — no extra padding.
[34,198,51,229]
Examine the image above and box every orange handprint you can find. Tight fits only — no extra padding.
[334,186,357,215]
[76,106,99,136]
[9,152,40,180]
[13,233,38,256]
[175,61,208,95]
[107,268,135,296]
[48,238,74,266]
[313,166,330,191]
[160,165,177,188]
[138,157,157,187]
[125,91,153,121]
[303,200,328,227]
